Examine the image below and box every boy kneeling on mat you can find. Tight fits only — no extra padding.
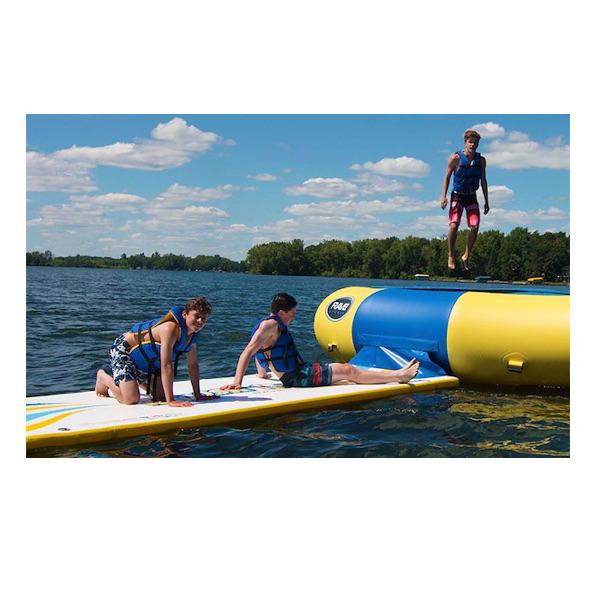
[221,292,419,391]
[95,297,213,407]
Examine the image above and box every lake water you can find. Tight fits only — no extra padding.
[26,267,569,457]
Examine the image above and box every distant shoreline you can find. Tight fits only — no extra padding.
[27,228,570,283]
[25,265,569,286]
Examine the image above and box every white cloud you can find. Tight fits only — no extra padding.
[254,216,362,244]
[507,131,529,142]
[478,208,532,227]
[145,205,229,219]
[470,122,506,138]
[350,173,409,195]
[70,192,146,211]
[155,183,240,206]
[285,173,423,200]
[351,156,430,178]
[285,195,431,217]
[229,223,258,233]
[27,203,109,228]
[485,137,570,170]
[53,118,227,171]
[535,207,568,220]
[26,152,98,192]
[546,135,565,147]
[150,117,222,151]
[284,177,360,199]
[412,214,450,233]
[477,185,515,205]
[26,118,233,192]
[28,192,146,227]
[247,173,277,181]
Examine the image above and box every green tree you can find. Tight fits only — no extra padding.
[498,227,531,280]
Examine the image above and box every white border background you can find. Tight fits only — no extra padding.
[4,1,598,598]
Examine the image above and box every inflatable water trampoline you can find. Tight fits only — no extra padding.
[315,286,569,387]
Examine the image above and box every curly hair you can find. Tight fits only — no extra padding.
[184,297,213,316]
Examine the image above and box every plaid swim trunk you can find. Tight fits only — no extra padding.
[279,362,333,388]
[110,334,147,386]
[449,192,480,228]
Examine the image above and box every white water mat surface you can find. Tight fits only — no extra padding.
[26,373,459,449]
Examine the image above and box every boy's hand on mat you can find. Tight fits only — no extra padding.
[220,383,241,391]
[168,400,195,407]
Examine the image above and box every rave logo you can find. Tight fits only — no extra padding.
[326,297,353,321]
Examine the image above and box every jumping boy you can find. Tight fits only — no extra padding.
[220,293,419,391]
[441,129,490,270]
[95,297,212,407]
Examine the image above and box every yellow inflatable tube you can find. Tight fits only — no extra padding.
[447,292,569,386]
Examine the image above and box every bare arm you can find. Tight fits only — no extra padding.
[221,320,278,390]
[480,156,490,214]
[441,153,459,209]
[159,323,177,404]
[187,344,203,400]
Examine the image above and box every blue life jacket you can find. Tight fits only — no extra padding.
[128,306,199,376]
[452,150,481,194]
[251,314,303,374]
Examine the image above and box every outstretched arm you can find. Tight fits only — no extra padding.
[480,156,490,214]
[221,320,278,390]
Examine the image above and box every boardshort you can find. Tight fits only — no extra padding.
[110,334,147,386]
[449,192,480,228]
[279,362,333,388]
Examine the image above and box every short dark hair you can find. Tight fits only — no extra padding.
[271,292,297,313]
[184,297,212,316]
[464,129,481,142]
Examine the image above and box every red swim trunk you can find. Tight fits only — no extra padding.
[449,192,480,228]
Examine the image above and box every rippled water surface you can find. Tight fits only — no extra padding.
[26,267,569,457]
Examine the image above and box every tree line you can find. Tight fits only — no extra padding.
[245,228,569,281]
[26,227,570,281]
[26,251,245,272]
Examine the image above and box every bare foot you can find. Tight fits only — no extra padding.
[461,254,470,270]
[448,255,456,270]
[95,369,111,397]
[396,358,420,383]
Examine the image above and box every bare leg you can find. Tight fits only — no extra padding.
[95,369,111,396]
[95,369,140,404]
[330,359,420,385]
[447,223,458,269]
[461,226,479,270]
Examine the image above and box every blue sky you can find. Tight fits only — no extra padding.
[26,114,570,260]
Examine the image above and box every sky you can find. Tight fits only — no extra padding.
[26,114,570,261]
